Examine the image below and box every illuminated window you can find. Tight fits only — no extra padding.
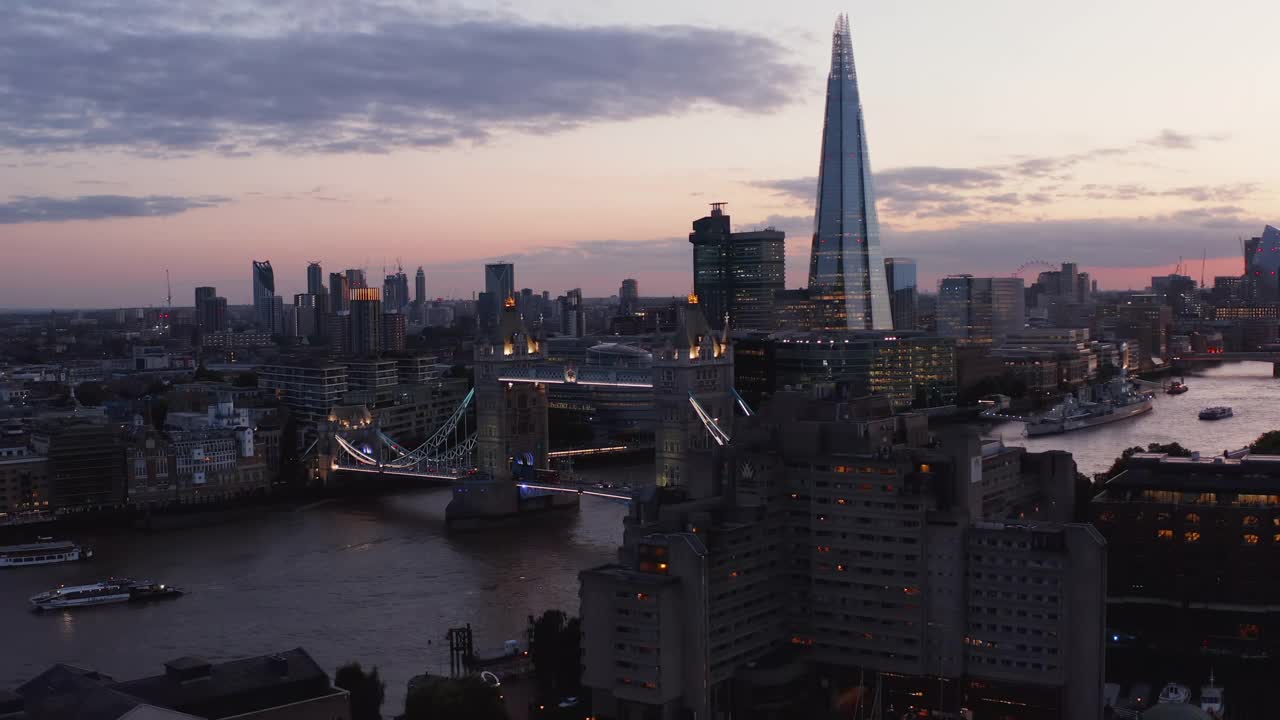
[1185,513,1200,524]
[1243,534,1260,546]
[1184,531,1201,543]
[1156,529,1173,540]
[919,464,932,473]
[1244,515,1260,527]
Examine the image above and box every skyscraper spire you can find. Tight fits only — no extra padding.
[807,13,892,330]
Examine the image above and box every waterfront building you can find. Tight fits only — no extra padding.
[348,287,383,356]
[689,203,786,330]
[127,427,267,507]
[32,419,125,512]
[344,358,399,408]
[11,648,350,720]
[807,16,893,331]
[937,276,1026,345]
[251,260,276,332]
[0,446,49,518]
[580,385,1105,720]
[374,378,471,444]
[258,360,349,423]
[885,257,918,331]
[619,278,639,316]
[1092,450,1280,658]
[733,330,957,410]
[1114,301,1171,369]
[307,261,324,296]
[395,355,446,385]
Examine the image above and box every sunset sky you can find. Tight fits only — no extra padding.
[2,0,1276,308]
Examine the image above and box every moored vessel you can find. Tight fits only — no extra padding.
[1158,682,1190,704]
[1025,377,1154,437]
[1166,379,1189,395]
[0,539,92,568]
[1199,672,1224,718]
[29,578,183,611]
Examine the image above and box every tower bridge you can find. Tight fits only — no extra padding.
[313,296,749,510]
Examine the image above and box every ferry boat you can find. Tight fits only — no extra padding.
[29,578,183,611]
[1158,682,1190,704]
[1199,406,1233,421]
[0,539,92,568]
[1199,672,1224,718]
[1025,377,1154,437]
[1166,379,1189,395]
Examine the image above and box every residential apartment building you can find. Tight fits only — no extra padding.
[258,360,348,423]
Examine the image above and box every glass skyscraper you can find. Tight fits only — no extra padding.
[808,14,892,331]
[252,260,276,332]
[885,257,918,331]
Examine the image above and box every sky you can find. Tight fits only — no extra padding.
[1,0,1276,308]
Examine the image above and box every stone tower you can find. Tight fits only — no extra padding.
[652,295,735,498]
[473,298,549,479]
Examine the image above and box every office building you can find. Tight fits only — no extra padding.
[251,260,276,332]
[348,288,383,356]
[733,330,957,410]
[329,272,349,314]
[885,257,918,331]
[619,278,639,316]
[1093,450,1280,658]
[807,15,893,331]
[937,276,1026,345]
[1245,224,1280,301]
[194,286,226,333]
[307,261,324,296]
[258,360,349,423]
[580,385,1105,720]
[35,420,125,512]
[689,203,786,330]
[345,268,366,289]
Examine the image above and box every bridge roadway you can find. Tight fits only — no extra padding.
[336,464,635,501]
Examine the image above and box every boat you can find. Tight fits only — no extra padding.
[0,539,92,568]
[1166,379,1189,395]
[1199,672,1224,718]
[1025,377,1154,437]
[1199,406,1233,421]
[29,578,184,611]
[1158,682,1190,704]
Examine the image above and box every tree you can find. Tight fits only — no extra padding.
[75,382,107,406]
[233,371,259,388]
[530,610,582,704]
[1096,442,1193,482]
[1251,431,1280,454]
[403,675,507,720]
[334,662,385,720]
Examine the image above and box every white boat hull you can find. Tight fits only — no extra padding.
[0,548,85,568]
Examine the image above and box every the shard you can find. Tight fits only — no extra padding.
[807,14,893,330]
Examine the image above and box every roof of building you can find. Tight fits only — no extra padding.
[17,665,114,705]
[1139,704,1211,720]
[111,648,333,719]
[1108,451,1280,493]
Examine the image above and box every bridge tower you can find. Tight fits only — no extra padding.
[652,295,735,498]
[474,297,549,479]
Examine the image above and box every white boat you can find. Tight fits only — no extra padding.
[1199,406,1233,421]
[29,578,183,611]
[1158,682,1190,704]
[1199,672,1224,718]
[0,539,92,568]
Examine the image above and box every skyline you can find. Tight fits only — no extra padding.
[2,0,1276,308]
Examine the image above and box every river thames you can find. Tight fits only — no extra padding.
[3,362,1278,711]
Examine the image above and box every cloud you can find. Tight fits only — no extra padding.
[1078,182,1259,203]
[1142,129,1225,150]
[749,177,816,204]
[0,1,805,156]
[0,194,229,223]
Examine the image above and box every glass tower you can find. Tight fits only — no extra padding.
[884,257,918,331]
[808,14,892,331]
[252,260,276,332]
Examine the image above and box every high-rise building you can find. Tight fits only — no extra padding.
[559,288,585,338]
[293,293,319,338]
[251,260,276,331]
[414,266,427,322]
[689,203,785,330]
[381,312,406,353]
[619,278,639,316]
[885,257,918,331]
[348,288,383,356]
[329,272,349,314]
[346,268,367,289]
[807,15,892,331]
[1244,225,1280,301]
[483,262,515,329]
[194,286,224,333]
[306,261,324,296]
[937,276,1025,345]
[383,270,410,313]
